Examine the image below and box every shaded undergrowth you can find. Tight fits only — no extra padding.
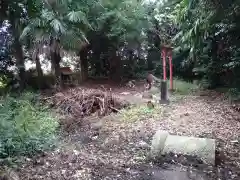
[0,92,59,165]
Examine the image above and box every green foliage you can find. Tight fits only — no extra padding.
[96,0,149,43]
[120,104,163,122]
[171,79,198,95]
[224,88,240,102]
[0,92,59,159]
[21,0,93,47]
[0,76,8,89]
[6,0,240,95]
[20,0,149,52]
[160,0,240,94]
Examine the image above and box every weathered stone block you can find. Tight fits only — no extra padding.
[151,130,216,165]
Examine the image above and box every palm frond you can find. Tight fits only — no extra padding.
[50,19,66,34]
[67,10,85,23]
[19,25,32,41]
[34,30,51,44]
[67,10,92,29]
[60,29,88,51]
[41,9,55,21]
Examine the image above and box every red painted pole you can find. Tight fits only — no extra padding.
[169,50,173,90]
[162,47,166,81]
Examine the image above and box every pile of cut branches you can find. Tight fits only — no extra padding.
[45,88,129,118]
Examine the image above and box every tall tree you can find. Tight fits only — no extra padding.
[0,1,28,89]
[88,0,150,80]
[20,0,94,86]
[165,0,240,88]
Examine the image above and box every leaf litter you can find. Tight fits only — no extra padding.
[14,87,240,180]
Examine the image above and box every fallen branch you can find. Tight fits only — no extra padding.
[109,106,121,113]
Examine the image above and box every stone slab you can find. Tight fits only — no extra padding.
[151,130,216,165]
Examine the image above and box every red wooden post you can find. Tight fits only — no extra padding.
[162,47,167,81]
[168,50,173,90]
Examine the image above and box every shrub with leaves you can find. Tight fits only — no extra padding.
[0,92,59,159]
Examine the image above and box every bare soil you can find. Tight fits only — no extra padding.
[16,82,240,180]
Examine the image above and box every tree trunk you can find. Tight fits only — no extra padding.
[79,48,89,82]
[93,50,102,76]
[35,55,44,89]
[13,38,25,90]
[32,48,44,89]
[128,49,134,78]
[0,0,8,24]
[51,60,55,74]
[50,38,62,87]
[108,49,122,82]
[51,52,62,87]
[9,9,25,90]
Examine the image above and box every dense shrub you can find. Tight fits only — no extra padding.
[0,92,59,159]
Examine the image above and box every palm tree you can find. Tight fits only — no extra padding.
[20,0,94,87]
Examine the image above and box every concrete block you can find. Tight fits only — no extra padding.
[151,130,216,165]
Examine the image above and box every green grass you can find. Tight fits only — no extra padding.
[169,79,198,95]
[120,104,163,122]
[147,79,198,95]
[0,92,59,162]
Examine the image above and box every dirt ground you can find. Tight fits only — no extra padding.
[16,82,240,180]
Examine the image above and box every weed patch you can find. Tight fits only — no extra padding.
[120,104,163,122]
[171,79,198,95]
[0,92,59,161]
